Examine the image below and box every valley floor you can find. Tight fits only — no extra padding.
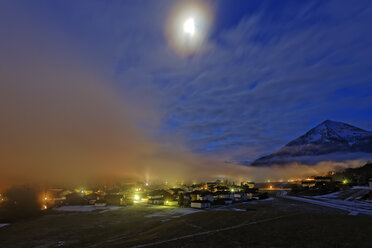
[0,197,371,248]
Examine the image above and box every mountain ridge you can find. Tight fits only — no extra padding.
[251,120,372,166]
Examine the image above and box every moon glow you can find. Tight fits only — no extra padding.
[183,18,196,36]
[165,1,213,56]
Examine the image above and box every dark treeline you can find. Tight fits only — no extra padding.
[0,185,42,222]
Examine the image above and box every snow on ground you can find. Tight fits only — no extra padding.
[230,208,246,212]
[352,186,372,190]
[0,223,9,228]
[241,198,274,204]
[259,197,274,201]
[311,191,342,199]
[310,187,371,202]
[145,208,201,218]
[282,195,372,216]
[54,205,122,212]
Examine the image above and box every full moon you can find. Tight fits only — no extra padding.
[165,0,213,56]
[183,18,195,36]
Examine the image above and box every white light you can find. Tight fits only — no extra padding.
[183,18,195,36]
[165,0,213,56]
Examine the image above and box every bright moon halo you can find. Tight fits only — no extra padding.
[165,1,213,57]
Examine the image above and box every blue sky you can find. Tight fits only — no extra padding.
[3,0,372,163]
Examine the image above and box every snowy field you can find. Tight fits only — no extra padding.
[54,205,122,212]
[278,190,372,216]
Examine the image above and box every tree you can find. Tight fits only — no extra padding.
[178,193,184,206]
[0,185,42,222]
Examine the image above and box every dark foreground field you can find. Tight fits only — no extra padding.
[0,198,371,248]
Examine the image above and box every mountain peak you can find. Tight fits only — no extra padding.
[251,120,372,166]
[321,119,334,124]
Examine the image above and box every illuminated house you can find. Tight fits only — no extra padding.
[164,200,178,206]
[301,181,316,188]
[148,197,164,205]
[94,200,107,207]
[191,200,211,209]
[314,177,332,182]
[196,192,214,203]
[213,191,234,200]
[233,192,252,201]
[167,188,185,195]
[241,182,255,188]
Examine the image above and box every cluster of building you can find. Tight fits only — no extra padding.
[142,181,260,209]
[41,180,262,209]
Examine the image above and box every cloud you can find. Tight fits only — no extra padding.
[1,1,371,188]
[52,0,370,163]
[124,0,372,161]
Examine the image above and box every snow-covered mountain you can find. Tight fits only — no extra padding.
[251,120,372,166]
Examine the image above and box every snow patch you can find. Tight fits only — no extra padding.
[0,223,9,228]
[54,205,121,212]
[145,208,200,218]
[231,208,246,211]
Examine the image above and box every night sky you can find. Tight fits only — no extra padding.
[1,0,372,183]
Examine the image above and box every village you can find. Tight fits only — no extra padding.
[38,170,361,211]
[1,166,371,248]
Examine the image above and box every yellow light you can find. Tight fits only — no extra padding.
[43,205,47,210]
[166,201,169,204]
[269,185,273,189]
[134,195,140,201]
[44,197,48,201]
[343,179,348,184]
